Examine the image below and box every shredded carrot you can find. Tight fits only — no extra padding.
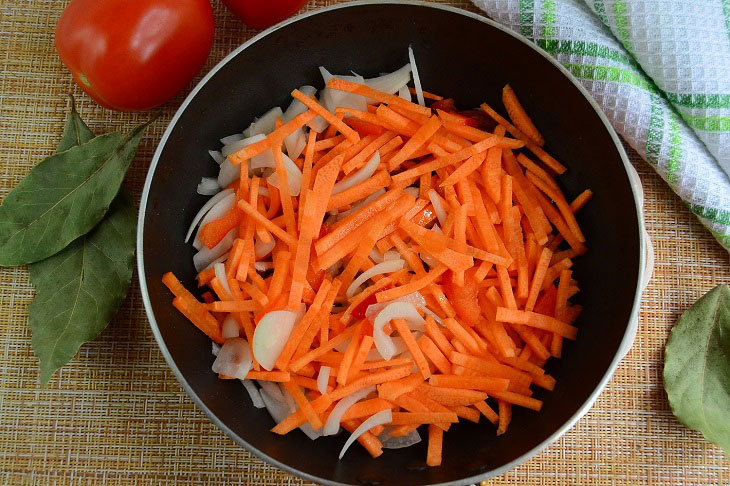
[164,78,593,461]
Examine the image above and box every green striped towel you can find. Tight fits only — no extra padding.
[472,0,730,251]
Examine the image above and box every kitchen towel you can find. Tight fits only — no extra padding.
[472,0,730,251]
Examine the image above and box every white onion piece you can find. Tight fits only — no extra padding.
[283,85,316,122]
[254,261,273,272]
[408,46,425,106]
[332,152,380,196]
[258,380,285,403]
[308,114,329,133]
[242,121,255,137]
[266,152,303,196]
[211,342,221,357]
[324,386,376,436]
[339,409,393,459]
[382,428,421,449]
[221,315,240,340]
[214,263,232,296]
[254,236,276,260]
[217,160,240,188]
[403,186,420,198]
[253,310,302,370]
[319,67,367,113]
[398,85,412,102]
[373,302,426,360]
[250,148,275,171]
[365,63,412,94]
[365,292,427,323]
[281,384,298,413]
[335,188,385,220]
[300,423,322,441]
[261,384,291,424]
[334,336,351,353]
[220,133,244,145]
[369,248,384,264]
[197,177,220,195]
[250,107,284,136]
[202,250,230,271]
[241,379,265,409]
[383,250,401,261]
[428,189,448,226]
[364,337,408,361]
[278,384,321,440]
[222,133,267,158]
[317,366,331,395]
[211,338,252,380]
[209,150,226,165]
[346,259,405,298]
[284,127,307,160]
[193,191,237,248]
[193,230,236,272]
[185,189,234,243]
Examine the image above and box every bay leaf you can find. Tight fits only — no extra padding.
[663,284,730,454]
[29,191,136,385]
[0,122,146,266]
[57,94,94,153]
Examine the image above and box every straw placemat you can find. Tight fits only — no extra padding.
[0,1,728,484]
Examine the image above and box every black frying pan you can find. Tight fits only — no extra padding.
[138,2,645,485]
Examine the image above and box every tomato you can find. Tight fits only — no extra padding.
[55,0,214,111]
[222,0,308,30]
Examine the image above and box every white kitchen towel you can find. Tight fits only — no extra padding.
[472,0,730,251]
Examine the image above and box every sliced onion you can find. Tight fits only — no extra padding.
[369,248,384,264]
[283,85,317,123]
[320,67,367,113]
[242,121,255,137]
[317,366,331,395]
[209,150,226,165]
[255,235,276,260]
[373,302,426,360]
[266,152,303,196]
[211,342,221,357]
[403,186,420,199]
[222,133,267,158]
[250,107,284,136]
[214,262,232,296]
[382,428,421,449]
[258,380,285,403]
[383,250,401,261]
[335,188,385,220]
[332,152,380,196]
[217,160,239,188]
[279,383,321,440]
[185,189,234,243]
[428,189,448,226]
[193,230,236,272]
[365,63,412,94]
[365,292,427,323]
[254,261,273,272]
[346,259,405,298]
[284,127,307,160]
[197,177,220,195]
[364,339,407,361]
[323,386,376,436]
[241,379,265,409]
[192,191,237,248]
[221,315,240,340]
[202,250,230,271]
[211,338,252,380]
[408,46,425,106]
[339,409,393,459]
[261,384,291,423]
[253,310,302,370]
[398,85,412,102]
[220,133,244,145]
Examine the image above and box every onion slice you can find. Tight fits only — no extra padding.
[222,133,266,158]
[398,85,412,102]
[254,234,276,260]
[324,386,376,436]
[365,63,412,94]
[193,191,237,248]
[368,248,384,264]
[250,107,284,136]
[317,366,331,395]
[211,342,221,357]
[408,46,425,106]
[193,230,236,272]
[209,150,226,165]
[253,309,303,370]
[214,262,232,296]
[339,409,393,459]
[346,259,405,298]
[258,380,285,403]
[266,152,303,196]
[332,152,380,196]
[220,133,244,145]
[197,177,220,196]
[365,292,426,323]
[335,188,385,220]
[253,261,273,272]
[428,189,448,226]
[185,189,234,243]
[283,85,316,123]
[241,380,265,409]
[211,338,252,380]
[284,127,307,160]
[382,428,421,449]
[373,302,426,360]
[221,315,240,340]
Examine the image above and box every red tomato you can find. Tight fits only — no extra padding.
[222,0,308,30]
[55,0,214,111]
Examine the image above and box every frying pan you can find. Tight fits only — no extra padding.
[138,2,647,484]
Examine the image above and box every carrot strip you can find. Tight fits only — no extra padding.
[570,189,593,212]
[237,199,296,247]
[341,420,384,458]
[429,374,510,394]
[375,264,448,303]
[336,323,362,386]
[502,84,545,146]
[390,412,458,425]
[348,335,374,383]
[292,89,360,143]
[342,130,396,174]
[387,115,442,170]
[490,391,543,411]
[228,110,316,165]
[361,357,413,370]
[497,400,512,435]
[246,370,291,382]
[495,307,578,340]
[205,300,256,313]
[393,318,431,379]
[171,296,223,344]
[416,384,488,406]
[426,425,443,467]
[425,315,456,357]
[377,373,424,402]
[327,170,391,211]
[341,398,396,422]
[328,365,412,401]
[418,335,452,375]
[525,248,553,312]
[271,394,332,434]
[327,78,432,117]
[552,268,572,358]
[289,316,358,372]
[526,171,586,243]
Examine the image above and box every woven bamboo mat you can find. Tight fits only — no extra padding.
[1,1,728,484]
